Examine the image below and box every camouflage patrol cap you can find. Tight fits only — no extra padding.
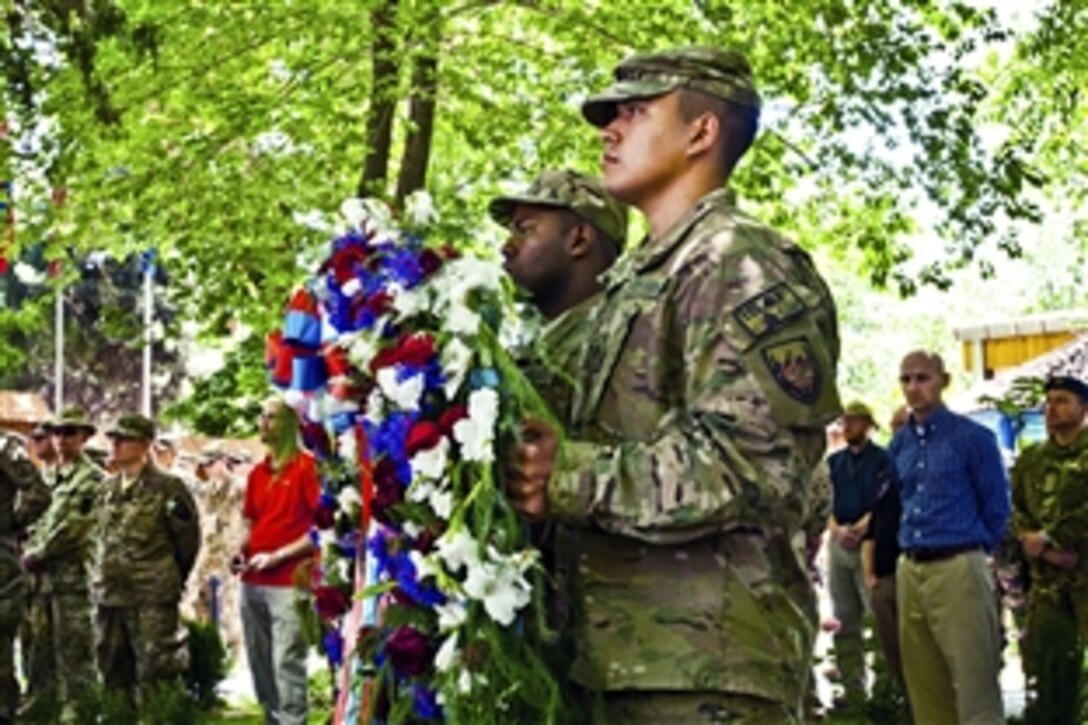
[106,413,156,441]
[841,401,877,427]
[488,169,628,249]
[50,406,96,434]
[582,46,762,128]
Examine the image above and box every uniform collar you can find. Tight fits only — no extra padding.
[601,187,738,290]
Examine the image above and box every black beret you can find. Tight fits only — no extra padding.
[1045,376,1088,402]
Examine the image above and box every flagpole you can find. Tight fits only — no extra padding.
[141,251,153,417]
[54,284,63,411]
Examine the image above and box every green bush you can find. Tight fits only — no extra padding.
[183,618,229,710]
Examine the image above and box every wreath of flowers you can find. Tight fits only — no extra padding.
[265,197,565,723]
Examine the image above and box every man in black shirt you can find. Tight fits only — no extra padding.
[827,401,893,710]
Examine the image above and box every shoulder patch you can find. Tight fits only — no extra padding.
[733,283,806,340]
[761,337,822,404]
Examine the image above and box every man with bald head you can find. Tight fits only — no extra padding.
[888,350,1010,724]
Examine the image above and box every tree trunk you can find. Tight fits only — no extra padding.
[395,49,438,208]
[358,0,400,198]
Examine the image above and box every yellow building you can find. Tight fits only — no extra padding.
[953,311,1088,381]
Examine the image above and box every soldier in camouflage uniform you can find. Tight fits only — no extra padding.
[93,414,201,707]
[21,408,104,717]
[18,421,56,708]
[1011,376,1088,701]
[506,47,841,722]
[0,430,50,723]
[491,169,627,687]
[489,168,628,421]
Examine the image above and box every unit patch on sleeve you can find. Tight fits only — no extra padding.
[761,337,822,404]
[733,283,806,341]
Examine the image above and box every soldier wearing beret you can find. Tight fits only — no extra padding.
[1012,376,1088,714]
[20,408,104,718]
[505,47,842,721]
[93,413,201,708]
[0,428,50,722]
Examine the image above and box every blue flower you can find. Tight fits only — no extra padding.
[412,684,442,720]
[323,628,344,668]
[470,367,501,389]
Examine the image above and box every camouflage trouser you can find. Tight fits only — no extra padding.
[1023,587,1087,688]
[27,590,96,704]
[0,581,25,723]
[595,691,797,724]
[96,604,185,706]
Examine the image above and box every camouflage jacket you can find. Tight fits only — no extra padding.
[524,294,601,425]
[0,433,50,600]
[1012,428,1088,592]
[548,188,842,703]
[92,463,201,607]
[24,453,104,594]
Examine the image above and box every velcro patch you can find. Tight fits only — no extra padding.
[733,283,806,341]
[761,337,822,404]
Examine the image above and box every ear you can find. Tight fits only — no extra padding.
[940,372,952,390]
[565,223,593,260]
[686,112,720,159]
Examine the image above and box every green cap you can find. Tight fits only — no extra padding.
[49,406,96,434]
[106,413,156,441]
[582,46,762,128]
[488,169,629,249]
[842,401,877,426]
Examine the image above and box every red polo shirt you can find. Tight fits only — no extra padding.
[242,451,321,588]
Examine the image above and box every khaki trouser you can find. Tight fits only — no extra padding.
[897,551,1004,725]
[241,584,308,725]
[596,690,797,724]
[828,539,868,703]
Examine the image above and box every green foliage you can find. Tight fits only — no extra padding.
[161,335,264,436]
[183,618,230,711]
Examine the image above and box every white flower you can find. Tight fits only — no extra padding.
[337,485,361,511]
[389,282,431,319]
[410,437,449,480]
[435,600,468,631]
[444,302,481,336]
[442,257,504,298]
[340,278,362,298]
[402,521,423,539]
[468,388,500,429]
[452,389,500,463]
[376,367,424,411]
[341,197,394,233]
[363,388,384,424]
[408,478,435,504]
[458,669,474,694]
[435,632,460,673]
[408,550,441,580]
[440,337,474,398]
[462,549,536,626]
[346,333,380,370]
[404,190,438,227]
[429,488,453,519]
[435,530,481,574]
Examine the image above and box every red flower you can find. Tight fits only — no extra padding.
[386,626,432,677]
[439,244,460,260]
[419,249,443,275]
[363,291,392,316]
[314,501,337,530]
[438,405,468,435]
[405,421,443,457]
[372,458,404,524]
[368,333,436,373]
[313,585,351,621]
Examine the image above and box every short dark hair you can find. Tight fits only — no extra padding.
[676,89,760,178]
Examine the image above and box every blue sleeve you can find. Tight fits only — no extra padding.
[968,426,1011,550]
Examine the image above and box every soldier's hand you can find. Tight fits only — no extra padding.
[1020,531,1049,559]
[505,419,557,521]
[1043,548,1079,570]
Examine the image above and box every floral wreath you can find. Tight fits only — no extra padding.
[265,196,566,723]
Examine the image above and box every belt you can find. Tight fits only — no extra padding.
[902,544,982,563]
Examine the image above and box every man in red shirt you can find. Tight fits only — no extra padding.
[235,398,320,725]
